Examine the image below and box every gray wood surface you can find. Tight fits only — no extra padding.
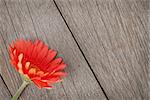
[0,48,11,99]
[54,0,149,99]
[0,0,106,100]
[0,0,149,100]
[0,76,11,100]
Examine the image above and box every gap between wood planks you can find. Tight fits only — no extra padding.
[0,34,12,97]
[0,74,12,97]
[0,0,108,99]
[2,0,106,100]
[52,0,109,100]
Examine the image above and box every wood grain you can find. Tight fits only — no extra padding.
[0,76,11,100]
[0,45,11,99]
[0,0,106,100]
[54,0,149,99]
[0,49,11,100]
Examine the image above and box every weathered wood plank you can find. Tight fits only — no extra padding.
[54,0,149,99]
[0,46,11,100]
[0,47,11,99]
[0,76,11,100]
[0,0,106,100]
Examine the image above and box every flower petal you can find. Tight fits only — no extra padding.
[25,62,30,70]
[32,79,50,88]
[41,50,57,67]
[47,62,66,73]
[36,45,48,64]
[53,72,67,76]
[18,53,23,62]
[36,71,45,77]
[26,41,34,59]
[47,77,62,84]
[28,68,36,75]
[8,39,67,89]
[50,58,62,65]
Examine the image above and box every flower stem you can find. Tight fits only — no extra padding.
[11,80,30,100]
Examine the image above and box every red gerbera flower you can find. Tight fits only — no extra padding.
[8,39,66,89]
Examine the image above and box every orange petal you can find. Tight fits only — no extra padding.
[47,77,62,84]
[26,43,34,58]
[36,71,44,77]
[50,58,62,65]
[53,72,67,76]
[18,53,23,62]
[13,49,16,55]
[28,68,36,74]
[53,63,66,72]
[41,50,57,66]
[32,79,49,89]
[17,62,22,69]
[37,45,48,62]
[18,69,23,74]
[25,62,30,70]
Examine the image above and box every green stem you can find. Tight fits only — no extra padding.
[11,80,30,100]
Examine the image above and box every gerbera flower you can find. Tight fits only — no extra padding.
[8,39,66,89]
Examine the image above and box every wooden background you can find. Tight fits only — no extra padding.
[0,0,149,100]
